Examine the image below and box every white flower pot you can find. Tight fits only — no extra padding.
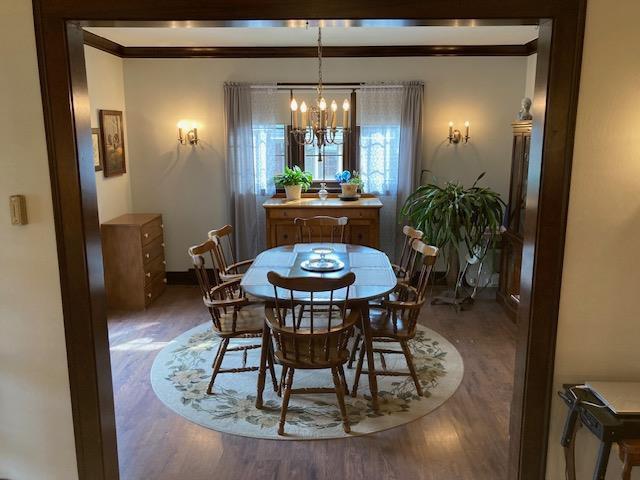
[284,184,302,200]
[340,183,358,197]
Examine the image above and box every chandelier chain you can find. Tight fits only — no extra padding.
[317,27,323,99]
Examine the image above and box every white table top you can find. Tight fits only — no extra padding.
[241,243,397,302]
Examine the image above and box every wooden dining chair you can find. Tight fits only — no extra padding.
[207,225,254,282]
[351,240,439,397]
[188,240,277,395]
[393,225,424,282]
[265,271,360,435]
[294,216,349,244]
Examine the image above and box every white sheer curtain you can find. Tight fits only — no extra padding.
[359,82,423,259]
[224,83,279,260]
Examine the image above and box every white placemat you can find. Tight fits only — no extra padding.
[293,243,347,253]
[252,252,297,268]
[351,267,397,286]
[349,252,389,268]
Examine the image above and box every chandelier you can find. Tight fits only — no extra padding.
[289,27,351,147]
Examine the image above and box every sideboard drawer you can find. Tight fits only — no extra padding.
[145,275,167,306]
[143,254,166,286]
[141,217,164,245]
[142,237,165,263]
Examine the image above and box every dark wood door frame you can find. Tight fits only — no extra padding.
[31,2,586,479]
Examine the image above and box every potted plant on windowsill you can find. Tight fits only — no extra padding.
[336,170,364,198]
[401,172,505,309]
[274,166,313,201]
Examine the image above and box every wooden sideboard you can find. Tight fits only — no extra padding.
[263,195,383,249]
[102,213,166,309]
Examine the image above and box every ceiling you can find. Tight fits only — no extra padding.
[84,26,539,47]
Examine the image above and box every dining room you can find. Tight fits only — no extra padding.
[85,21,536,479]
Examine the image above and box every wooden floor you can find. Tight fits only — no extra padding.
[108,285,516,480]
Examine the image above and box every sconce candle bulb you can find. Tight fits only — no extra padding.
[177,119,199,145]
[447,120,470,145]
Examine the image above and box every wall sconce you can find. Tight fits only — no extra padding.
[448,121,471,144]
[177,120,199,145]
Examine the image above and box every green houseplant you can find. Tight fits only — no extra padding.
[274,166,313,200]
[401,173,505,295]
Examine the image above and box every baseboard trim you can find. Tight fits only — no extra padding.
[166,269,201,285]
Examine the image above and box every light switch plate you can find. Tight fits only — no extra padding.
[10,195,28,225]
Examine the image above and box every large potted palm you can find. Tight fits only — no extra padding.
[401,173,505,308]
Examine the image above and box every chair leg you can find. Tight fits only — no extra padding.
[348,333,361,369]
[278,368,295,436]
[267,339,278,392]
[400,340,423,396]
[332,367,351,433]
[278,365,288,397]
[207,338,229,395]
[338,364,349,395]
[351,338,367,397]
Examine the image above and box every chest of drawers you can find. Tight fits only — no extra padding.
[101,213,166,309]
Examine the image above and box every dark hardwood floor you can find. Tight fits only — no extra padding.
[108,285,516,480]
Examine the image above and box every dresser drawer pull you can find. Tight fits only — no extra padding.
[145,253,150,259]
[144,233,149,238]
[147,293,152,298]
[161,243,165,247]
[146,272,151,278]
[163,278,167,284]
[162,260,166,265]
[161,224,164,229]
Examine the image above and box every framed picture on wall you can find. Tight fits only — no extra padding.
[91,128,103,172]
[98,109,126,177]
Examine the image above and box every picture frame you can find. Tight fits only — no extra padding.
[98,109,126,177]
[91,128,103,172]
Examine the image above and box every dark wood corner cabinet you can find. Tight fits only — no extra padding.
[101,213,166,309]
[498,121,532,321]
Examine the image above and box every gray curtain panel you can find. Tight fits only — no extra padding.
[396,81,424,258]
[224,82,257,261]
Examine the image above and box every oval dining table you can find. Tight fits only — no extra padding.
[241,243,398,412]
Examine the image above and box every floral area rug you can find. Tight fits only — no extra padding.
[150,323,464,440]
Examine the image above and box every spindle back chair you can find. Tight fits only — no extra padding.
[352,241,438,397]
[188,240,276,395]
[294,216,349,244]
[392,225,424,282]
[208,224,254,281]
[265,271,360,435]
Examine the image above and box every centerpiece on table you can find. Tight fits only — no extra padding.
[274,166,313,201]
[336,170,364,200]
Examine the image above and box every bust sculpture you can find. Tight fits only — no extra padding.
[518,97,533,121]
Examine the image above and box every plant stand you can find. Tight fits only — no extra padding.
[431,234,495,312]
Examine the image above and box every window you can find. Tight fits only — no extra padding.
[252,123,286,194]
[359,125,400,195]
[303,128,345,182]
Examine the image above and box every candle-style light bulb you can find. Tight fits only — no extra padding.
[291,98,299,129]
[448,121,454,138]
[464,121,470,142]
[342,99,350,129]
[330,100,338,129]
[300,101,308,128]
[319,97,327,111]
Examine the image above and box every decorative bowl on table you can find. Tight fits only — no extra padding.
[300,247,345,272]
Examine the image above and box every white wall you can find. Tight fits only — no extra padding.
[85,46,133,223]
[524,53,537,101]
[122,56,527,270]
[0,0,78,479]
[546,0,640,478]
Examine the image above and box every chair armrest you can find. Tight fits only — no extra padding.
[225,259,254,274]
[209,278,242,296]
[205,296,249,308]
